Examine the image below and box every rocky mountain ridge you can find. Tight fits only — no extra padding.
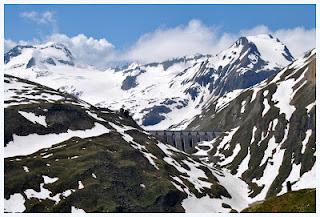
[188,49,316,201]
[4,34,294,130]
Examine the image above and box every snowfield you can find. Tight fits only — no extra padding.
[5,34,294,130]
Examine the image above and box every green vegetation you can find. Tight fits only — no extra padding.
[5,132,186,212]
[242,189,316,213]
[4,74,234,212]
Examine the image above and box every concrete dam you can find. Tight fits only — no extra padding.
[147,130,221,152]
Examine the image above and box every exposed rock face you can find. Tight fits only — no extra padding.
[188,50,316,200]
[121,75,139,90]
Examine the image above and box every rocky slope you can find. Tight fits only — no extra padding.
[4,34,294,130]
[188,49,316,201]
[4,74,252,213]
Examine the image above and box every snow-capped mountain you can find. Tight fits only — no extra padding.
[4,34,294,130]
[5,42,74,69]
[188,49,316,201]
[4,74,252,213]
[4,33,315,213]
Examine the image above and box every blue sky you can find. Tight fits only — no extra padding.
[5,4,315,48]
[4,4,316,66]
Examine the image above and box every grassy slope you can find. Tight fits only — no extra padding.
[5,74,236,212]
[242,188,316,213]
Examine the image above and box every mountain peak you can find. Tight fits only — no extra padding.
[4,45,35,64]
[40,42,73,58]
[5,42,75,69]
[234,34,275,46]
[246,34,294,64]
[213,33,293,69]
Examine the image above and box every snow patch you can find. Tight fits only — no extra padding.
[272,79,296,120]
[71,206,86,213]
[301,129,312,154]
[43,175,59,184]
[250,126,257,144]
[86,111,106,122]
[221,143,241,166]
[23,166,29,173]
[306,102,315,113]
[18,111,47,127]
[235,147,250,177]
[42,153,53,159]
[4,193,26,213]
[5,123,110,158]
[182,195,229,213]
[78,181,84,189]
[278,163,316,196]
[218,127,239,151]
[140,184,146,188]
[215,89,243,112]
[272,119,278,131]
[193,140,214,157]
[240,100,246,113]
[25,176,62,204]
[253,128,288,200]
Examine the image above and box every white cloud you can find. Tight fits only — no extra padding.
[124,20,237,62]
[239,25,270,36]
[4,39,18,52]
[20,11,58,34]
[20,11,56,25]
[240,25,316,58]
[4,39,33,52]
[124,20,315,62]
[5,20,315,67]
[5,34,117,68]
[273,27,316,58]
[46,34,116,68]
